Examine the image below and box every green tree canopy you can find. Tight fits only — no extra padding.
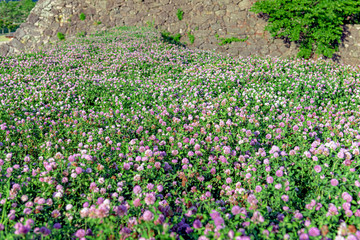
[250,0,360,59]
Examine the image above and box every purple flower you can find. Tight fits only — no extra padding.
[355,209,360,217]
[144,193,156,205]
[314,165,322,173]
[39,227,51,236]
[75,167,83,174]
[327,204,339,216]
[123,163,130,170]
[346,210,353,217]
[213,217,225,228]
[250,211,264,223]
[223,146,231,155]
[75,229,86,238]
[281,195,289,202]
[231,206,241,215]
[114,205,127,216]
[53,223,61,229]
[331,179,339,186]
[133,185,141,195]
[226,178,232,184]
[143,210,154,221]
[308,227,320,237]
[276,170,283,177]
[343,202,351,211]
[193,219,202,229]
[157,185,163,192]
[266,176,274,184]
[255,185,262,192]
[14,223,30,235]
[338,151,345,159]
[299,233,309,240]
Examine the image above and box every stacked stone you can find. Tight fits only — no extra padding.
[1,0,359,67]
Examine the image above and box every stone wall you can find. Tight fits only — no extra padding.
[1,0,360,67]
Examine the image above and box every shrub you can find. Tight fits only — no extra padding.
[176,8,184,21]
[57,32,65,41]
[79,13,86,21]
[249,0,360,59]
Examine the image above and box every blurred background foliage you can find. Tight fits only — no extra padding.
[0,0,37,35]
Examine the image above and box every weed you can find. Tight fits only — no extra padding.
[176,9,184,21]
[79,13,86,21]
[215,34,248,46]
[160,31,186,47]
[188,31,195,44]
[57,32,65,41]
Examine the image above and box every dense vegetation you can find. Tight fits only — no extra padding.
[250,0,360,60]
[1,25,360,239]
[0,0,36,34]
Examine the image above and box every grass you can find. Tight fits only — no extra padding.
[0,34,11,42]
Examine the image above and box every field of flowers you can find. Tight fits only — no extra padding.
[0,25,360,239]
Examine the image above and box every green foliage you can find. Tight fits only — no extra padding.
[57,32,65,41]
[0,0,35,34]
[160,31,186,47]
[146,18,156,29]
[176,8,184,21]
[215,34,248,46]
[188,31,195,44]
[249,0,360,59]
[76,31,86,38]
[79,13,86,21]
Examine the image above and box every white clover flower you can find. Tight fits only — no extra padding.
[98,177,105,184]
[66,204,73,211]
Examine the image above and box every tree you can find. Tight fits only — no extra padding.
[0,0,36,34]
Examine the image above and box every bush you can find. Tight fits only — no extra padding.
[79,13,86,21]
[250,0,360,59]
[176,8,184,21]
[57,32,65,41]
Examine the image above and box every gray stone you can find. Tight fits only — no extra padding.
[8,38,24,50]
[0,44,10,57]
[238,0,253,10]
